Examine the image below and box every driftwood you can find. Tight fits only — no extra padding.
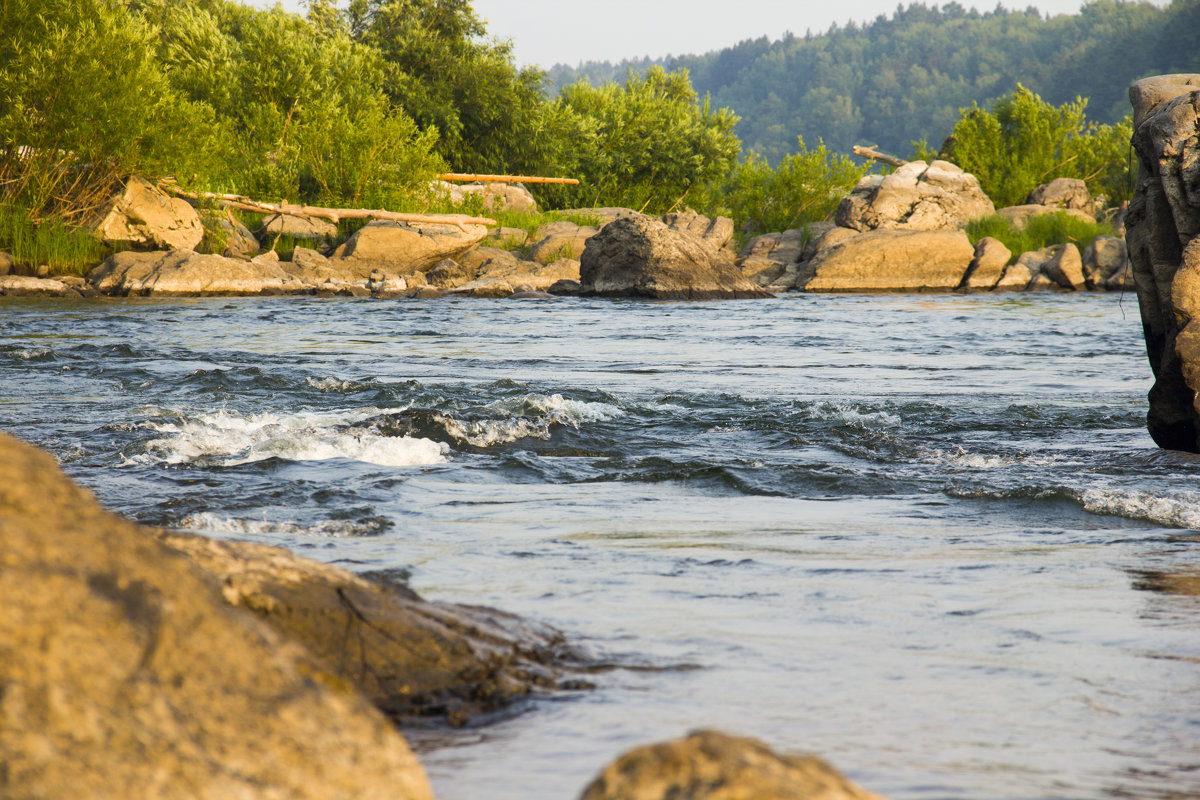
[439,173,580,185]
[161,183,497,231]
[851,146,908,168]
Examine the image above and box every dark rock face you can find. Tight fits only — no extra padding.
[0,432,433,800]
[1126,74,1200,451]
[580,216,772,300]
[578,730,885,800]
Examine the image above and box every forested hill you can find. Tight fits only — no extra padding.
[545,0,1200,162]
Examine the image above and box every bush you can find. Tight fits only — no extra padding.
[966,211,1115,263]
[0,205,111,275]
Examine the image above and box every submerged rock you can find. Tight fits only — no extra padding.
[1126,73,1200,451]
[580,216,771,300]
[579,730,885,800]
[0,432,434,800]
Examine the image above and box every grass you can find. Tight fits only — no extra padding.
[0,205,113,276]
[966,211,1115,263]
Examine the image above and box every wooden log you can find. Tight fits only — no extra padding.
[161,183,496,231]
[438,173,580,185]
[851,146,908,168]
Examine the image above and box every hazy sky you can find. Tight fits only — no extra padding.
[246,0,1149,68]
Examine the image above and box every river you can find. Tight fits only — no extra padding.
[2,292,1197,799]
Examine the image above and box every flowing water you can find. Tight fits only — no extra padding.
[2,292,1198,799]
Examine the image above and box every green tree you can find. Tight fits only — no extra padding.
[724,137,867,234]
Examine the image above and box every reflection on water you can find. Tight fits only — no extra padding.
[2,292,1198,800]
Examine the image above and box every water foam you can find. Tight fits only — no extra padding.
[806,401,902,429]
[442,393,624,446]
[179,512,388,537]
[1080,487,1200,529]
[135,408,448,468]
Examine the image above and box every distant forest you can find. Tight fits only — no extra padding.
[546,0,1200,162]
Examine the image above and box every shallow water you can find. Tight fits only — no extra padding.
[2,292,1198,799]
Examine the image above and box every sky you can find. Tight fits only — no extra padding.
[245,0,1155,68]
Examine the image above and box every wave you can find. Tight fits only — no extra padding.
[179,512,391,537]
[1079,487,1200,529]
[131,407,448,468]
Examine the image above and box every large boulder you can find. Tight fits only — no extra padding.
[738,228,810,287]
[0,432,434,800]
[436,180,538,213]
[578,730,884,800]
[1126,74,1200,451]
[86,175,203,251]
[960,236,1012,290]
[260,213,338,243]
[332,219,488,277]
[579,216,771,299]
[88,250,304,295]
[528,221,601,264]
[1026,177,1096,216]
[661,212,735,250]
[835,160,995,232]
[1083,235,1131,289]
[797,228,975,293]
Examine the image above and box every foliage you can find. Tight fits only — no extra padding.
[548,1,1199,164]
[537,67,742,214]
[940,85,1133,207]
[966,211,1115,263]
[723,137,868,235]
[0,205,111,275]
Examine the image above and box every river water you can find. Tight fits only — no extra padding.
[2,292,1198,799]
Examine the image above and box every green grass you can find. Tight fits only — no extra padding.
[966,211,1115,264]
[0,205,112,276]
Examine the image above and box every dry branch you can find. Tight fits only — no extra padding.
[161,182,497,231]
[439,173,580,185]
[851,146,908,168]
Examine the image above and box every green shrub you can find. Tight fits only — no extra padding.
[0,205,111,276]
[966,211,1115,263]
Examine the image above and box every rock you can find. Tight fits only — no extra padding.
[548,279,582,296]
[995,204,1096,230]
[1010,248,1055,289]
[960,237,1012,290]
[88,250,303,296]
[1041,243,1085,290]
[661,212,735,250]
[484,226,530,248]
[426,258,473,289]
[835,159,994,232]
[1082,235,1129,286]
[994,261,1034,290]
[436,181,537,213]
[508,290,558,300]
[85,175,204,251]
[0,275,81,297]
[1126,74,1200,450]
[578,730,884,800]
[0,250,14,275]
[0,432,434,800]
[447,275,516,298]
[738,228,810,287]
[202,212,259,259]
[408,286,444,299]
[291,246,329,270]
[579,216,771,300]
[251,249,280,266]
[460,246,524,276]
[332,219,488,277]
[797,229,975,293]
[560,207,646,225]
[529,221,600,264]
[260,213,338,243]
[155,527,580,726]
[1026,178,1096,216]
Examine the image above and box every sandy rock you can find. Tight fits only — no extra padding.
[0,432,434,800]
[426,258,473,288]
[1026,178,1096,216]
[961,237,1012,290]
[484,226,530,248]
[798,229,974,293]
[994,261,1034,290]
[460,246,524,276]
[580,216,771,300]
[88,250,303,295]
[86,175,203,251]
[529,221,600,264]
[738,228,810,287]
[332,219,488,277]
[261,213,338,243]
[836,160,994,232]
[447,275,516,298]
[1042,243,1085,290]
[436,181,537,213]
[1083,235,1129,287]
[578,730,885,800]
[662,212,735,250]
[1126,74,1200,450]
[0,275,81,297]
[202,212,259,259]
[996,204,1097,230]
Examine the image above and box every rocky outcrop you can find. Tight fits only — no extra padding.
[1027,177,1096,216]
[960,237,1012,290]
[0,432,434,800]
[1126,74,1200,451]
[662,212,735,250]
[332,219,488,276]
[89,250,304,295]
[798,229,975,293]
[578,730,884,800]
[580,216,771,300]
[737,227,816,287]
[836,160,994,232]
[86,175,204,251]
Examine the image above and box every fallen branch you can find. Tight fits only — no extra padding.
[439,173,580,185]
[161,182,496,231]
[851,146,908,168]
